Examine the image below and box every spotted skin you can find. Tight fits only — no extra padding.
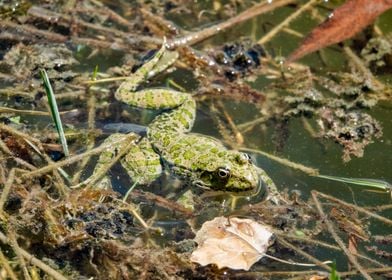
[97,44,279,198]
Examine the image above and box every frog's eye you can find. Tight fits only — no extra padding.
[217,167,231,179]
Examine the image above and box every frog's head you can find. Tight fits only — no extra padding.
[193,151,266,192]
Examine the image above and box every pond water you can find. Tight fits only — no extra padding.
[1,0,391,279]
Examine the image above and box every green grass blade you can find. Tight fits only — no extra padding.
[329,262,341,280]
[92,65,99,80]
[40,69,69,157]
[317,174,391,193]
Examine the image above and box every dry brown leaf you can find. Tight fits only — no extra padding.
[190,217,274,270]
[288,0,392,62]
[309,276,327,280]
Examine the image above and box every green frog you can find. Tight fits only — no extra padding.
[95,44,279,201]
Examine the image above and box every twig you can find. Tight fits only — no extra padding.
[236,266,392,278]
[0,123,42,147]
[216,100,244,145]
[20,134,138,180]
[0,21,67,42]
[314,191,392,226]
[339,267,392,277]
[167,0,295,48]
[28,6,162,47]
[117,201,150,230]
[258,0,318,44]
[240,147,319,176]
[71,134,137,188]
[0,169,15,213]
[24,140,69,194]
[73,6,135,30]
[343,46,385,91]
[0,250,18,280]
[277,237,332,271]
[235,270,328,278]
[0,232,68,280]
[28,6,158,43]
[311,191,372,280]
[0,107,50,116]
[238,116,268,134]
[274,231,340,251]
[140,8,179,36]
[7,230,32,280]
[209,102,239,149]
[71,86,97,184]
[368,204,392,211]
[131,190,193,218]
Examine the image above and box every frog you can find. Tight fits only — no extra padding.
[94,43,280,202]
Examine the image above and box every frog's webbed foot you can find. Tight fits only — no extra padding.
[116,42,179,94]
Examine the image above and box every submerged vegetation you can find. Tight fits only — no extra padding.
[0,0,391,279]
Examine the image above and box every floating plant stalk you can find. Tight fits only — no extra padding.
[317,174,391,194]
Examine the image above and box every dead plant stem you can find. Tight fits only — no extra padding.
[277,237,331,271]
[72,88,97,184]
[71,134,137,188]
[314,191,392,226]
[311,191,372,280]
[339,267,392,277]
[240,147,319,176]
[0,123,41,147]
[238,116,268,134]
[343,46,385,91]
[168,0,295,48]
[0,107,50,116]
[0,232,68,280]
[8,230,32,280]
[0,169,15,213]
[258,0,318,44]
[20,134,136,180]
[0,250,18,280]
[216,100,244,145]
[274,231,340,250]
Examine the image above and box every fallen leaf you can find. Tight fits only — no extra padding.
[190,217,274,270]
[288,0,392,62]
[309,276,327,280]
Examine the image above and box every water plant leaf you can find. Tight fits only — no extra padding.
[190,217,274,270]
[288,0,392,62]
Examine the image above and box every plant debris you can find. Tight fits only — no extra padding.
[0,0,391,279]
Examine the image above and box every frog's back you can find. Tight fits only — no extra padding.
[156,133,228,172]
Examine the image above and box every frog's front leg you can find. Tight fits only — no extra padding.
[121,137,162,185]
[93,133,135,189]
[94,134,162,189]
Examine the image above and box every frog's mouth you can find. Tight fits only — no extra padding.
[192,179,211,190]
[192,177,264,194]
